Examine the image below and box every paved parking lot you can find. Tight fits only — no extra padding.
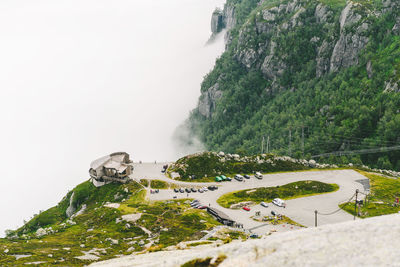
[130,163,367,235]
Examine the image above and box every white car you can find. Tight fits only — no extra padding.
[203,187,208,192]
[260,202,268,208]
[255,172,263,179]
[234,174,244,181]
[272,198,285,207]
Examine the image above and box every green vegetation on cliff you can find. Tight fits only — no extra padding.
[187,0,400,171]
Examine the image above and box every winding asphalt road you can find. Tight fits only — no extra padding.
[130,163,368,235]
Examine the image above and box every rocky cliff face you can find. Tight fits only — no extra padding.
[197,0,400,120]
[211,8,225,35]
[189,0,400,168]
[198,83,222,118]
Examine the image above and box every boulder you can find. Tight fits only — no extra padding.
[36,228,46,238]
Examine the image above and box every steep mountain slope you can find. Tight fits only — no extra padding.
[187,0,400,170]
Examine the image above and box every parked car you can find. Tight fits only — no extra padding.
[225,177,232,181]
[161,164,168,173]
[208,185,218,191]
[198,189,204,193]
[179,188,185,193]
[260,202,268,208]
[173,196,177,199]
[220,175,227,181]
[215,176,223,182]
[250,234,259,238]
[272,198,285,207]
[271,210,277,216]
[155,189,159,193]
[255,172,263,179]
[202,187,208,192]
[244,174,250,179]
[197,205,207,209]
[234,174,244,181]
[193,203,202,208]
[242,206,251,211]
[191,188,197,192]
[185,188,191,193]
[174,188,179,193]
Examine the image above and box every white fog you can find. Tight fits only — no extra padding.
[0,0,225,236]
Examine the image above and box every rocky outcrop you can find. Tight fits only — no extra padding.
[316,40,333,77]
[66,192,76,218]
[211,8,225,35]
[198,83,223,118]
[366,60,373,78]
[261,41,286,80]
[384,80,399,93]
[330,2,369,73]
[208,3,237,45]
[315,3,332,24]
[393,18,400,35]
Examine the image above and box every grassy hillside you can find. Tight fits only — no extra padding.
[0,180,223,266]
[340,171,400,217]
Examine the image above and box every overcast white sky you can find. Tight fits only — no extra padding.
[0,0,225,236]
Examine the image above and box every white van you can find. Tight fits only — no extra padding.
[255,172,263,179]
[234,174,244,181]
[272,198,285,207]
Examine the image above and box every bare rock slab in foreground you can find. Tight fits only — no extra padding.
[90,213,400,267]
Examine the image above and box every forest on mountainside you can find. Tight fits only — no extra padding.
[185,0,400,170]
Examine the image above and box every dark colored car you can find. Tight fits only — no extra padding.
[185,188,191,193]
[191,188,197,192]
[179,188,185,193]
[197,206,207,209]
[208,185,218,191]
[155,189,159,193]
[174,188,179,193]
[244,175,250,179]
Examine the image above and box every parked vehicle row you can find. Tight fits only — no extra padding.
[215,175,232,182]
[150,189,159,194]
[258,198,285,208]
[272,198,286,207]
[173,186,218,194]
[190,199,207,209]
[215,172,263,182]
